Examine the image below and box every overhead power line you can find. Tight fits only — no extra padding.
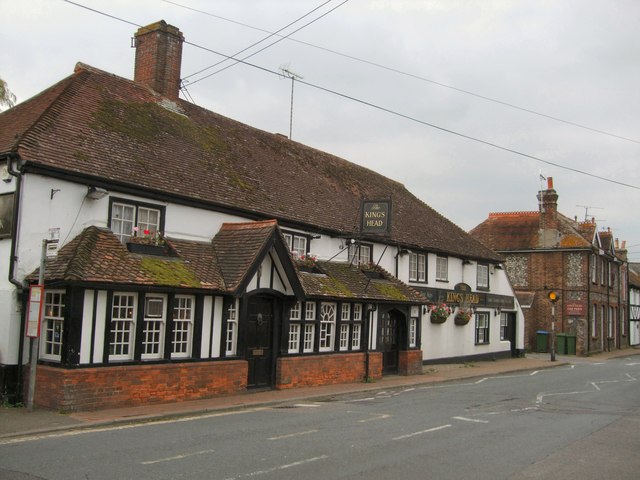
[183,0,342,81]
[63,0,640,191]
[164,0,640,145]
[185,0,351,85]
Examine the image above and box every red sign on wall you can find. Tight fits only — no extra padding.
[565,301,585,316]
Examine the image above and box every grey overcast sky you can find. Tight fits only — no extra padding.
[3,0,639,259]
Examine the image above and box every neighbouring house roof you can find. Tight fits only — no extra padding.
[469,211,593,251]
[629,263,640,289]
[1,62,501,263]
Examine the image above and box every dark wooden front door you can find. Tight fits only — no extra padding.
[246,296,275,388]
[380,311,400,373]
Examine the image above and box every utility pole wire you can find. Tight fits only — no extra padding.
[188,37,640,191]
[62,0,640,191]
[185,0,351,85]
[166,0,639,145]
[183,0,337,81]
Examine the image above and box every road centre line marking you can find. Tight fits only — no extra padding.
[591,382,602,391]
[223,455,328,480]
[293,403,322,408]
[453,416,489,424]
[358,413,391,423]
[268,429,318,441]
[392,424,451,440]
[530,370,540,375]
[141,449,215,465]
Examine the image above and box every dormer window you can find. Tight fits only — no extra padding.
[348,243,372,265]
[109,197,165,243]
[283,231,308,258]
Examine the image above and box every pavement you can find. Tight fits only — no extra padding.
[2,348,638,441]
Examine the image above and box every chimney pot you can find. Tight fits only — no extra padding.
[547,177,554,190]
[134,20,184,100]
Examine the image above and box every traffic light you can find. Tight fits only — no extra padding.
[548,291,559,303]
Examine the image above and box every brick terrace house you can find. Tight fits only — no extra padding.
[470,178,629,356]
[0,21,523,411]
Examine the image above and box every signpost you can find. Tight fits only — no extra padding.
[26,239,47,411]
[548,291,559,362]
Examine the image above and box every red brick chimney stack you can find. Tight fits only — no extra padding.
[134,21,184,101]
[537,176,559,246]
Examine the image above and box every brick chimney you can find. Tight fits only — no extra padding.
[537,177,559,247]
[134,21,184,101]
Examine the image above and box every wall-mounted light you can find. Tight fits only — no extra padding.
[86,186,108,200]
[494,308,502,316]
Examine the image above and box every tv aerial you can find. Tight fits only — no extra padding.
[279,64,304,140]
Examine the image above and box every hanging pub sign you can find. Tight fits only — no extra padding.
[361,199,391,235]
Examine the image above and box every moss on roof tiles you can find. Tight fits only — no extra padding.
[370,282,409,301]
[316,276,353,297]
[139,257,201,288]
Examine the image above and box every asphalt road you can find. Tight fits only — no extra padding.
[1,357,639,479]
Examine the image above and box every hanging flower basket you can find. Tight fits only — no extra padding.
[430,303,451,324]
[454,308,473,326]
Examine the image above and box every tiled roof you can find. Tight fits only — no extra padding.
[469,211,592,251]
[1,63,501,263]
[299,262,426,303]
[211,220,281,292]
[629,263,640,289]
[30,226,209,289]
[29,223,422,303]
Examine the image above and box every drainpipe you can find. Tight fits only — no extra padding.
[4,153,27,402]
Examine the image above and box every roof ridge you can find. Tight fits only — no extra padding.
[488,211,538,218]
[220,219,278,231]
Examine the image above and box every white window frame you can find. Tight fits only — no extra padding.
[339,323,350,351]
[591,303,597,338]
[408,317,417,348]
[171,295,194,359]
[477,264,489,289]
[110,199,162,244]
[142,294,167,360]
[303,324,315,353]
[288,302,302,353]
[283,232,308,258]
[109,292,137,361]
[351,303,363,350]
[348,243,371,265]
[500,312,508,341]
[436,256,448,281]
[41,290,65,361]
[225,301,238,356]
[590,254,597,283]
[319,302,336,352]
[409,253,426,282]
[475,312,490,345]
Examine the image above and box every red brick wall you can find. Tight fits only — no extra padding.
[276,352,382,389]
[34,361,247,412]
[398,350,423,375]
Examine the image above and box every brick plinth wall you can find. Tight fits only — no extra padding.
[276,352,382,389]
[398,350,423,375]
[33,360,247,412]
